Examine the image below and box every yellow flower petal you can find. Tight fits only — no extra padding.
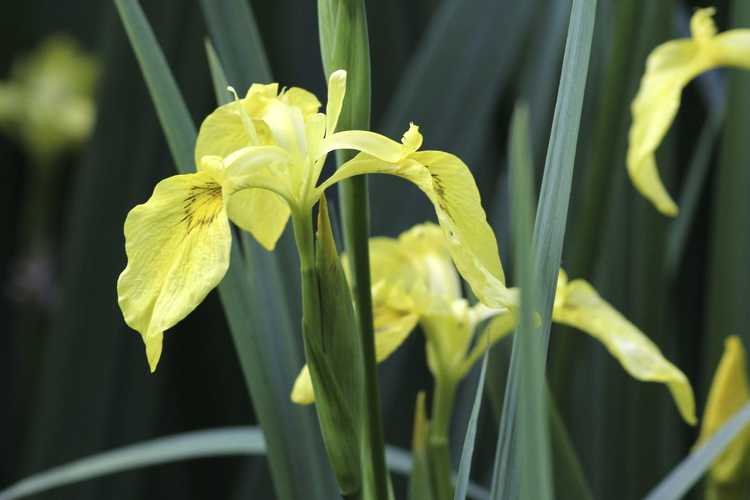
[325,70,347,135]
[320,123,422,163]
[117,172,232,371]
[218,146,293,250]
[552,272,696,424]
[319,148,515,309]
[262,99,308,159]
[279,86,321,117]
[696,336,750,484]
[628,8,750,216]
[226,190,290,251]
[397,223,462,302]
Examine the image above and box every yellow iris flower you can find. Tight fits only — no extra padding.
[696,336,750,485]
[0,35,98,167]
[290,223,697,425]
[118,71,514,371]
[628,7,750,216]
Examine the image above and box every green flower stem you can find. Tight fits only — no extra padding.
[428,374,458,500]
[338,173,389,500]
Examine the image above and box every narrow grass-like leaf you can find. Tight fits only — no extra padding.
[510,104,553,500]
[491,1,597,497]
[0,426,488,500]
[113,0,195,168]
[643,403,750,500]
[454,354,489,500]
[317,2,388,498]
[0,428,267,500]
[115,3,335,499]
[198,0,271,85]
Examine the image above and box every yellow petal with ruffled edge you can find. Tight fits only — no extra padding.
[552,270,696,424]
[628,8,750,216]
[317,136,516,310]
[117,171,232,372]
[696,336,750,484]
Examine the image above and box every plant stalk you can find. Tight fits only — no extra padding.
[428,375,458,500]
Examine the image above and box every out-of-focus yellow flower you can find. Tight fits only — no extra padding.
[0,35,98,167]
[118,71,514,371]
[627,7,750,216]
[696,336,750,484]
[290,223,696,425]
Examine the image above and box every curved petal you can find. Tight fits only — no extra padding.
[627,8,750,216]
[280,86,321,117]
[319,150,516,309]
[319,123,423,163]
[714,30,750,68]
[696,336,750,483]
[552,272,696,424]
[117,172,232,371]
[627,39,709,216]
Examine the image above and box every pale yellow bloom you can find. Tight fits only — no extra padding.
[696,336,750,484]
[290,223,697,425]
[0,35,98,167]
[119,71,513,370]
[628,7,750,216]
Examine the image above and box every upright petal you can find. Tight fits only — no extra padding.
[552,273,696,424]
[696,336,750,484]
[319,149,516,309]
[117,172,232,371]
[325,70,347,135]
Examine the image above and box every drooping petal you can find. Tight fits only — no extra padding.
[318,149,516,309]
[627,39,708,216]
[117,172,232,371]
[226,190,290,251]
[696,336,750,484]
[627,8,750,216]
[552,271,696,424]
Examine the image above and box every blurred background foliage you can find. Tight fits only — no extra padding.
[1,0,747,498]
